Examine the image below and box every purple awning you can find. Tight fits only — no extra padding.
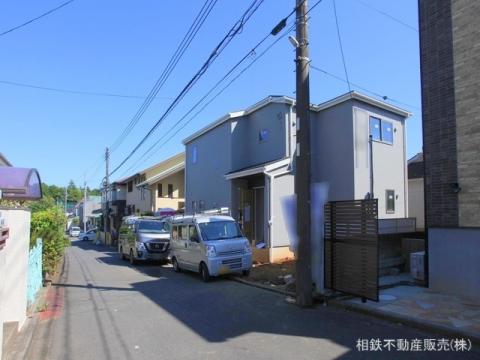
[0,167,43,200]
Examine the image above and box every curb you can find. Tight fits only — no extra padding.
[328,298,480,346]
[231,276,296,297]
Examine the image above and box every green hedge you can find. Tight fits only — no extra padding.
[30,207,70,275]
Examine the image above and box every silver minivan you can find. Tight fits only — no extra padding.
[170,212,252,282]
[118,217,171,264]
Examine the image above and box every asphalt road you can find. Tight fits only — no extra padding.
[24,240,479,360]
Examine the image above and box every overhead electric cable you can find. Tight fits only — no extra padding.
[122,23,299,176]
[121,0,325,175]
[310,65,420,110]
[109,0,219,153]
[332,0,351,93]
[0,0,75,37]
[353,0,418,32]
[109,0,265,177]
[0,79,172,99]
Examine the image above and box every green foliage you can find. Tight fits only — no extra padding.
[71,216,80,226]
[28,196,57,213]
[30,207,70,275]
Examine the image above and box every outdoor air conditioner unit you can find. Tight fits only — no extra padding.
[410,251,425,281]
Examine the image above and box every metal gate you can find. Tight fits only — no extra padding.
[324,199,379,301]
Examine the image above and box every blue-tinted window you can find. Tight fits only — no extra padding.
[382,121,393,143]
[259,128,269,142]
[192,146,198,164]
[369,117,381,141]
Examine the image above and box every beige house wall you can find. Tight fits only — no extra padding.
[124,153,185,214]
[150,169,185,211]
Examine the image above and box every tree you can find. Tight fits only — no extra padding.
[67,180,83,203]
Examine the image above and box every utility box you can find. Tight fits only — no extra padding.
[410,251,425,281]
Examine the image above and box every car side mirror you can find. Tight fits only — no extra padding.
[191,235,199,243]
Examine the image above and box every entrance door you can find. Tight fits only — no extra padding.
[239,189,254,244]
[253,187,265,246]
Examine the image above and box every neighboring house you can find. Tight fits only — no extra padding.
[407,153,424,231]
[183,91,410,263]
[123,153,185,215]
[419,0,480,298]
[106,180,127,234]
[78,195,102,229]
[136,153,185,213]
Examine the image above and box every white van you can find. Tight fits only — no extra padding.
[170,211,252,282]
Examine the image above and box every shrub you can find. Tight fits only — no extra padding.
[31,207,70,275]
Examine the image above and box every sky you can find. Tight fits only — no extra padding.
[0,0,421,188]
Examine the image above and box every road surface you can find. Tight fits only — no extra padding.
[24,240,478,359]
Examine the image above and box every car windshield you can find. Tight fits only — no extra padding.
[72,227,80,231]
[198,221,243,241]
[138,221,168,233]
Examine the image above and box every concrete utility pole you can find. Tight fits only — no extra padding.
[294,0,313,307]
[65,186,68,231]
[83,180,87,234]
[64,187,68,214]
[104,147,110,243]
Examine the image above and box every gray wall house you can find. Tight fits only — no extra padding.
[183,92,410,263]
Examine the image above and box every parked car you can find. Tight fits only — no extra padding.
[79,228,97,241]
[170,210,252,282]
[118,217,171,264]
[69,226,81,237]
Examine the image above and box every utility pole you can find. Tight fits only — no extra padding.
[294,0,313,307]
[65,186,68,231]
[64,187,68,214]
[104,147,110,243]
[83,180,87,234]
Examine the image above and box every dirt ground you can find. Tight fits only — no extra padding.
[248,260,296,292]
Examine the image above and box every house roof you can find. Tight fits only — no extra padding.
[182,91,411,145]
[0,153,12,167]
[408,153,424,179]
[137,161,185,187]
[113,152,184,184]
[225,158,291,180]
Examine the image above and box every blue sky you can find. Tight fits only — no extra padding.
[0,0,421,188]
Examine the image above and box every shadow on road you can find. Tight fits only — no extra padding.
[64,241,474,359]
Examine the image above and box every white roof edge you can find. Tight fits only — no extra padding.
[316,91,412,118]
[182,96,296,145]
[225,158,291,180]
[137,162,185,187]
[138,152,185,174]
[183,91,410,146]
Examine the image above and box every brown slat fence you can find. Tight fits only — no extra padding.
[325,199,379,301]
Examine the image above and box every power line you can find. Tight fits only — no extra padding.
[109,0,265,177]
[0,0,75,37]
[121,0,325,176]
[109,0,219,153]
[353,0,418,32]
[0,79,172,100]
[332,0,351,93]
[310,65,420,110]
[122,23,299,177]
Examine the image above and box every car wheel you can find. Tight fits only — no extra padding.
[172,257,181,272]
[129,249,136,265]
[200,263,210,282]
[83,236,89,241]
[242,270,250,277]
[120,247,126,260]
